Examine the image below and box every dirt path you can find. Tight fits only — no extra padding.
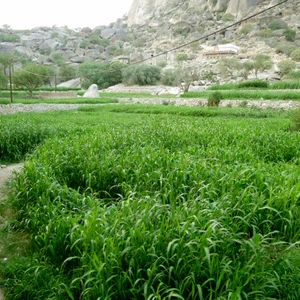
[0,163,23,300]
[0,164,23,198]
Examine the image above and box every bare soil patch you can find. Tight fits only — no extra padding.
[0,164,23,199]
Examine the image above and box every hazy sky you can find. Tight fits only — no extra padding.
[1,0,133,30]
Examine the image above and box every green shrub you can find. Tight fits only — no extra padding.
[208,83,237,90]
[269,20,284,31]
[290,49,300,62]
[287,71,300,80]
[176,53,189,62]
[222,13,235,22]
[207,91,223,107]
[122,64,161,85]
[284,27,296,42]
[238,80,270,89]
[89,33,102,45]
[276,44,297,56]
[239,100,248,107]
[79,61,125,89]
[257,29,273,38]
[157,61,167,68]
[239,23,253,35]
[0,32,20,42]
[278,60,296,78]
[79,40,89,49]
[98,38,110,47]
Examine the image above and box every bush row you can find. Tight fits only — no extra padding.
[208,80,300,90]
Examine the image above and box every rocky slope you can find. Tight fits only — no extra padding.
[128,0,268,26]
[0,0,299,86]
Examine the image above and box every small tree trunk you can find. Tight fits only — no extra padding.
[29,88,33,98]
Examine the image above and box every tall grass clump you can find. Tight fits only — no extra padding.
[207,91,223,107]
[0,117,58,163]
[237,80,270,89]
[1,111,299,300]
[271,81,300,90]
[290,108,300,131]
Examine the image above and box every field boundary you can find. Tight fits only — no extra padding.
[118,98,300,110]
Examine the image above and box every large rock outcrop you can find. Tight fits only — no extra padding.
[128,0,268,26]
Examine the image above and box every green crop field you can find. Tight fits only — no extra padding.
[182,90,300,101]
[0,105,299,299]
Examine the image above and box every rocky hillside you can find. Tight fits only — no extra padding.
[128,0,269,26]
[0,0,299,85]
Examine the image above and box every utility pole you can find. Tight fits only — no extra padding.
[54,74,57,92]
[9,63,13,105]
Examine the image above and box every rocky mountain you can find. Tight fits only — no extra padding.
[0,0,299,86]
[128,0,268,26]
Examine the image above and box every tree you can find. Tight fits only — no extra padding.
[0,54,14,76]
[50,53,65,66]
[278,60,296,78]
[161,67,198,92]
[0,54,12,88]
[58,64,78,83]
[79,61,126,89]
[241,61,254,80]
[218,58,242,79]
[106,61,126,86]
[122,64,161,86]
[79,61,101,88]
[208,91,223,107]
[253,54,273,78]
[161,68,179,86]
[13,63,52,97]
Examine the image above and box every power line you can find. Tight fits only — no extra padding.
[129,0,289,65]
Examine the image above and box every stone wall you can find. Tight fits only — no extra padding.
[118,98,300,110]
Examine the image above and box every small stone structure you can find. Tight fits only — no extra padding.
[83,84,99,98]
